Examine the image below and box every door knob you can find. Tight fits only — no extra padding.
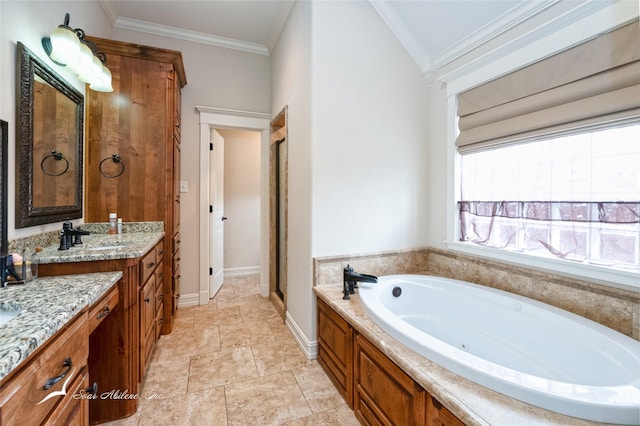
[221,217,228,221]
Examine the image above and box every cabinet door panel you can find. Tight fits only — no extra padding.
[355,333,426,426]
[317,298,353,407]
[85,56,171,223]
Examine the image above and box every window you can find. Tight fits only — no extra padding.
[458,124,640,271]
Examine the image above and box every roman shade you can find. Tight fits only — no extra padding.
[456,20,640,152]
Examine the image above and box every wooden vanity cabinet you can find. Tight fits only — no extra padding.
[0,312,89,426]
[84,36,186,335]
[140,241,164,376]
[38,240,164,424]
[317,297,466,426]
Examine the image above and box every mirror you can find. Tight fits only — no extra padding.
[16,41,83,228]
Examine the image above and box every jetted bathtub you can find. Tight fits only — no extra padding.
[357,275,640,425]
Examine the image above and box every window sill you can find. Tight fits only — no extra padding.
[445,240,640,293]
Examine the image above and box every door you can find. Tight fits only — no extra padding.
[209,129,225,298]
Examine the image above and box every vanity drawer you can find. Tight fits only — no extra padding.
[140,248,157,285]
[155,265,164,315]
[155,240,164,262]
[172,232,180,254]
[0,313,88,426]
[88,284,119,334]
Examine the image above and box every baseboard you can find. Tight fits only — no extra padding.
[224,266,260,277]
[285,311,318,360]
[177,293,200,308]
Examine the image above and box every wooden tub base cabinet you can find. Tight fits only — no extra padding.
[317,297,465,426]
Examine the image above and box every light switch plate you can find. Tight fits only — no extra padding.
[180,181,188,193]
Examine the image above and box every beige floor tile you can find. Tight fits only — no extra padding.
[137,386,227,426]
[219,320,275,348]
[155,326,221,361]
[172,308,196,332]
[267,317,292,341]
[240,296,280,322]
[251,339,313,377]
[140,355,190,399]
[225,371,312,426]
[281,406,360,426]
[188,346,259,392]
[292,363,346,413]
[194,305,243,329]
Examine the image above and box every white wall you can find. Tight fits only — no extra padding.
[271,0,430,354]
[270,0,314,352]
[1,1,271,301]
[311,1,430,257]
[218,128,261,273]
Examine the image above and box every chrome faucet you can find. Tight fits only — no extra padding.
[58,219,90,250]
[343,265,378,300]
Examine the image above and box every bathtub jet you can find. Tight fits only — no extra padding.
[342,265,378,300]
[357,275,640,425]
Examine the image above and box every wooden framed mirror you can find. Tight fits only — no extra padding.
[16,41,84,228]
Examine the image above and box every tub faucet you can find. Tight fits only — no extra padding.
[343,265,378,300]
[58,219,90,250]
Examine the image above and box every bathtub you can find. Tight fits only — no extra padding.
[357,275,640,425]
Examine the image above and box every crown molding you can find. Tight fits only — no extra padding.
[195,106,271,121]
[113,17,270,56]
[430,0,557,70]
[368,0,430,72]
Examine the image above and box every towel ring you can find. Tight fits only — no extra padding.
[99,154,125,178]
[40,150,69,177]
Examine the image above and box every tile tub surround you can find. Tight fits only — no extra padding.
[33,232,164,264]
[314,247,640,340]
[314,284,610,426]
[0,271,122,380]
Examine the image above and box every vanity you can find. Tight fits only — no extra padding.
[0,272,121,425]
[31,231,164,424]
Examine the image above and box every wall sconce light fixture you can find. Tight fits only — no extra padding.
[42,13,113,92]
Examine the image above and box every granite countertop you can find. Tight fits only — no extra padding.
[314,283,606,426]
[34,232,164,264]
[0,271,122,381]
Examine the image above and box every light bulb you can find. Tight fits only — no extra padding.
[48,26,80,65]
[89,65,113,92]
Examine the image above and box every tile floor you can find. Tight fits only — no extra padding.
[106,275,360,426]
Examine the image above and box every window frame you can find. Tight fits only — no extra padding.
[442,4,640,291]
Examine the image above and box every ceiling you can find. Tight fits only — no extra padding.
[98,0,526,73]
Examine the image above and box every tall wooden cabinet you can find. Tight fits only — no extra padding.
[85,37,186,334]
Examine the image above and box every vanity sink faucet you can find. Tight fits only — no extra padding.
[58,219,90,250]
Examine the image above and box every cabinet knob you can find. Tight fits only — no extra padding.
[144,297,150,303]
[146,262,155,269]
[43,357,73,390]
[86,382,98,396]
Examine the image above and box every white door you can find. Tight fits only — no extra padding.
[209,129,225,298]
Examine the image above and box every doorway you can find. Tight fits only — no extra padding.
[269,108,288,320]
[197,107,270,306]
